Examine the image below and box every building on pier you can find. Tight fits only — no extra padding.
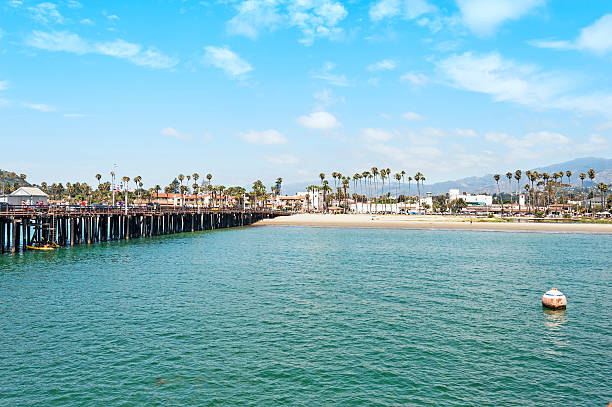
[0,187,48,205]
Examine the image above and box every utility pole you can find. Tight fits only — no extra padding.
[111,164,117,207]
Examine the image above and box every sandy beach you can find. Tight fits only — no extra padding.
[255,213,612,233]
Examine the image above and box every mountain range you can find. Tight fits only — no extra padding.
[283,157,612,195]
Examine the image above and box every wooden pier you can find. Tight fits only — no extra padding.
[0,206,282,254]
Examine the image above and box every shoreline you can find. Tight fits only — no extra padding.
[254,214,612,234]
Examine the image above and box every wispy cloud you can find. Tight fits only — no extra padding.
[455,128,478,137]
[297,111,341,131]
[0,80,8,91]
[203,46,252,79]
[456,0,545,36]
[369,0,437,22]
[161,127,193,140]
[361,128,394,142]
[401,111,424,121]
[239,129,287,144]
[529,14,612,55]
[22,102,55,112]
[227,0,347,46]
[400,71,428,85]
[28,2,64,24]
[438,51,612,117]
[25,31,178,69]
[311,62,349,86]
[266,154,299,164]
[368,59,397,71]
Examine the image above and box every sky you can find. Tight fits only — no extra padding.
[1,0,612,189]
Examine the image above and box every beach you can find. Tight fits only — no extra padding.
[255,213,612,233]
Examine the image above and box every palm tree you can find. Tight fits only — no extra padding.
[514,170,522,214]
[599,183,609,212]
[361,171,370,212]
[134,175,142,202]
[587,169,596,214]
[341,176,350,212]
[394,173,401,212]
[505,172,513,205]
[370,167,379,212]
[380,169,387,213]
[493,174,503,215]
[122,176,130,209]
[275,177,283,196]
[322,180,330,211]
[414,172,423,213]
[319,173,326,211]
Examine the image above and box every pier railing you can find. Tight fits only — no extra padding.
[0,205,284,254]
[0,205,284,217]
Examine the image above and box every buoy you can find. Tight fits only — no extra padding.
[542,288,567,309]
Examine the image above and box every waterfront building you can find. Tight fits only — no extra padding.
[0,187,48,205]
[448,189,493,206]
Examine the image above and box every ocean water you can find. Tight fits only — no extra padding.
[0,226,610,406]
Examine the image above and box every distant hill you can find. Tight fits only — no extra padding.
[283,157,612,195]
[426,157,612,194]
[0,169,31,191]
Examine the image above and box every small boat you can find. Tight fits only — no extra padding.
[26,241,59,251]
[26,245,56,251]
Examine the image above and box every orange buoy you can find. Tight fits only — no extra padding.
[542,288,567,309]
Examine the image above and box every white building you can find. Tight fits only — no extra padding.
[0,187,48,205]
[448,189,492,206]
[350,196,433,213]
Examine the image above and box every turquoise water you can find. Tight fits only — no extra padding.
[1,226,610,406]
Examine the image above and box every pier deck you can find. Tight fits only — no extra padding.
[0,206,283,253]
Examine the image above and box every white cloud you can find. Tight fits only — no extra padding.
[161,127,193,140]
[400,71,428,85]
[228,0,282,39]
[203,45,252,78]
[456,0,544,36]
[67,0,82,8]
[297,111,341,130]
[313,88,343,108]
[311,62,349,86]
[26,30,88,53]
[361,128,393,142]
[369,0,436,22]
[577,14,612,54]
[227,0,347,46]
[25,31,178,69]
[22,102,55,112]
[530,14,612,56]
[438,51,612,117]
[454,128,478,137]
[239,129,287,144]
[485,130,569,149]
[266,154,299,164]
[484,132,510,143]
[80,18,93,25]
[28,2,64,24]
[595,122,612,132]
[7,0,23,7]
[528,39,572,50]
[401,111,424,121]
[0,80,8,91]
[0,28,4,40]
[368,59,397,71]
[0,98,9,107]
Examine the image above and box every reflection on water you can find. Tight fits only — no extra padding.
[542,308,569,353]
[543,308,568,330]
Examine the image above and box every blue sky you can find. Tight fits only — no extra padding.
[1,0,611,188]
